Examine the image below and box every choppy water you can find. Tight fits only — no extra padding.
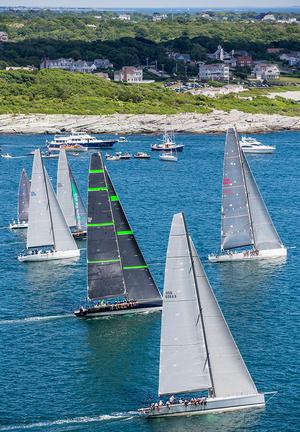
[0,132,299,432]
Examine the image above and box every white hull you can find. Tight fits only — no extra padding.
[140,394,265,419]
[208,247,287,263]
[242,148,275,154]
[159,156,178,162]
[10,222,28,229]
[18,249,80,262]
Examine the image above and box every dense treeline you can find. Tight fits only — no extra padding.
[0,11,299,69]
[0,69,299,116]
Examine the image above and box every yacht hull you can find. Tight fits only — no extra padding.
[208,248,287,263]
[18,249,80,262]
[74,301,162,318]
[10,222,28,229]
[242,148,275,154]
[140,394,265,419]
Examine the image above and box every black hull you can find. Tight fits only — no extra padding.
[83,140,117,149]
[74,300,162,318]
[151,146,184,152]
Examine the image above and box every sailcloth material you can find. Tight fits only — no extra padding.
[18,168,30,223]
[27,150,54,249]
[190,239,258,397]
[241,151,283,251]
[221,128,253,250]
[159,213,211,396]
[57,149,87,230]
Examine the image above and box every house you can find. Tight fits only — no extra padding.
[168,52,191,63]
[208,45,233,62]
[94,72,110,80]
[262,14,276,22]
[267,48,284,55]
[114,66,143,83]
[252,63,280,80]
[0,31,8,42]
[279,52,300,66]
[198,63,230,82]
[86,24,97,29]
[93,59,113,69]
[236,56,253,68]
[40,58,97,73]
[152,14,167,22]
[118,14,131,21]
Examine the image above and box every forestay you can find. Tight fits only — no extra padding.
[105,168,161,302]
[27,149,54,249]
[18,168,30,224]
[241,151,283,251]
[45,171,78,252]
[159,213,211,396]
[221,128,254,250]
[87,153,125,300]
[190,238,258,398]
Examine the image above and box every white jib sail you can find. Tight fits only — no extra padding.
[57,149,77,229]
[190,238,259,398]
[159,213,211,396]
[45,170,78,252]
[27,149,54,249]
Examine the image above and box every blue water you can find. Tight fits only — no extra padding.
[0,132,299,432]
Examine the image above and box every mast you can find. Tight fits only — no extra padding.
[182,214,215,397]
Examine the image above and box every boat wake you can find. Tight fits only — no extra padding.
[0,314,73,325]
[0,412,135,430]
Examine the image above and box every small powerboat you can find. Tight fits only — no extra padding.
[119,152,131,160]
[134,152,150,159]
[105,154,121,161]
[1,153,12,159]
[159,151,178,162]
[118,136,128,142]
[239,137,275,154]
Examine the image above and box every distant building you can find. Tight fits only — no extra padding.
[86,24,97,29]
[236,55,253,68]
[6,65,37,71]
[252,63,280,80]
[262,14,276,22]
[94,72,110,80]
[40,58,97,73]
[208,45,233,62]
[168,52,191,63]
[152,14,167,22]
[279,52,300,66]
[114,66,143,83]
[267,48,284,55]
[118,14,131,21]
[198,63,230,81]
[93,58,113,69]
[0,31,8,42]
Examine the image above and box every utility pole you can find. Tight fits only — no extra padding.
[146,57,149,68]
[155,60,158,71]
[184,65,188,79]
[161,64,164,80]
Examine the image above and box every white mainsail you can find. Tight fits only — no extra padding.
[241,151,283,251]
[18,168,30,223]
[27,149,54,249]
[159,213,211,396]
[45,171,78,252]
[221,128,254,250]
[57,149,77,229]
[190,238,259,398]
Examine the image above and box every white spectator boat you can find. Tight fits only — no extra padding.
[239,137,275,154]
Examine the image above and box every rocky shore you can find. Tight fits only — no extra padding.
[0,110,299,134]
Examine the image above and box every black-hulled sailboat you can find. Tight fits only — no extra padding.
[74,152,162,318]
[10,168,30,229]
[57,149,87,239]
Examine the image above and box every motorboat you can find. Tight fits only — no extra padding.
[119,152,131,160]
[105,154,121,161]
[46,131,117,149]
[151,130,184,152]
[134,152,150,159]
[159,150,178,162]
[1,153,12,159]
[239,137,275,154]
[118,136,128,142]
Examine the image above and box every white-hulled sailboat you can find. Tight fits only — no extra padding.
[209,127,286,263]
[139,212,265,418]
[18,149,80,262]
[57,149,87,239]
[10,168,30,229]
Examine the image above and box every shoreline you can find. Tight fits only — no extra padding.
[0,110,299,134]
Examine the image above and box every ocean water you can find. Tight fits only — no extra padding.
[0,131,299,432]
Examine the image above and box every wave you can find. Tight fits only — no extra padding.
[0,314,73,325]
[0,413,133,430]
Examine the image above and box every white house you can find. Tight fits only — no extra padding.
[198,63,230,81]
[114,66,143,83]
[262,14,276,22]
[40,58,97,73]
[118,14,131,21]
[252,63,280,80]
[279,52,300,67]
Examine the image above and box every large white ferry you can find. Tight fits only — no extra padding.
[46,131,117,149]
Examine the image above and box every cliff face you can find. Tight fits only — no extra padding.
[0,110,299,134]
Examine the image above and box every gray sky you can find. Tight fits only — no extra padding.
[1,1,297,8]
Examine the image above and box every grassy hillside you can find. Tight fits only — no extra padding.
[0,69,299,116]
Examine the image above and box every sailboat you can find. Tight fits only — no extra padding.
[139,212,265,418]
[18,149,80,262]
[209,127,286,262]
[10,168,30,229]
[74,152,162,318]
[57,149,87,239]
